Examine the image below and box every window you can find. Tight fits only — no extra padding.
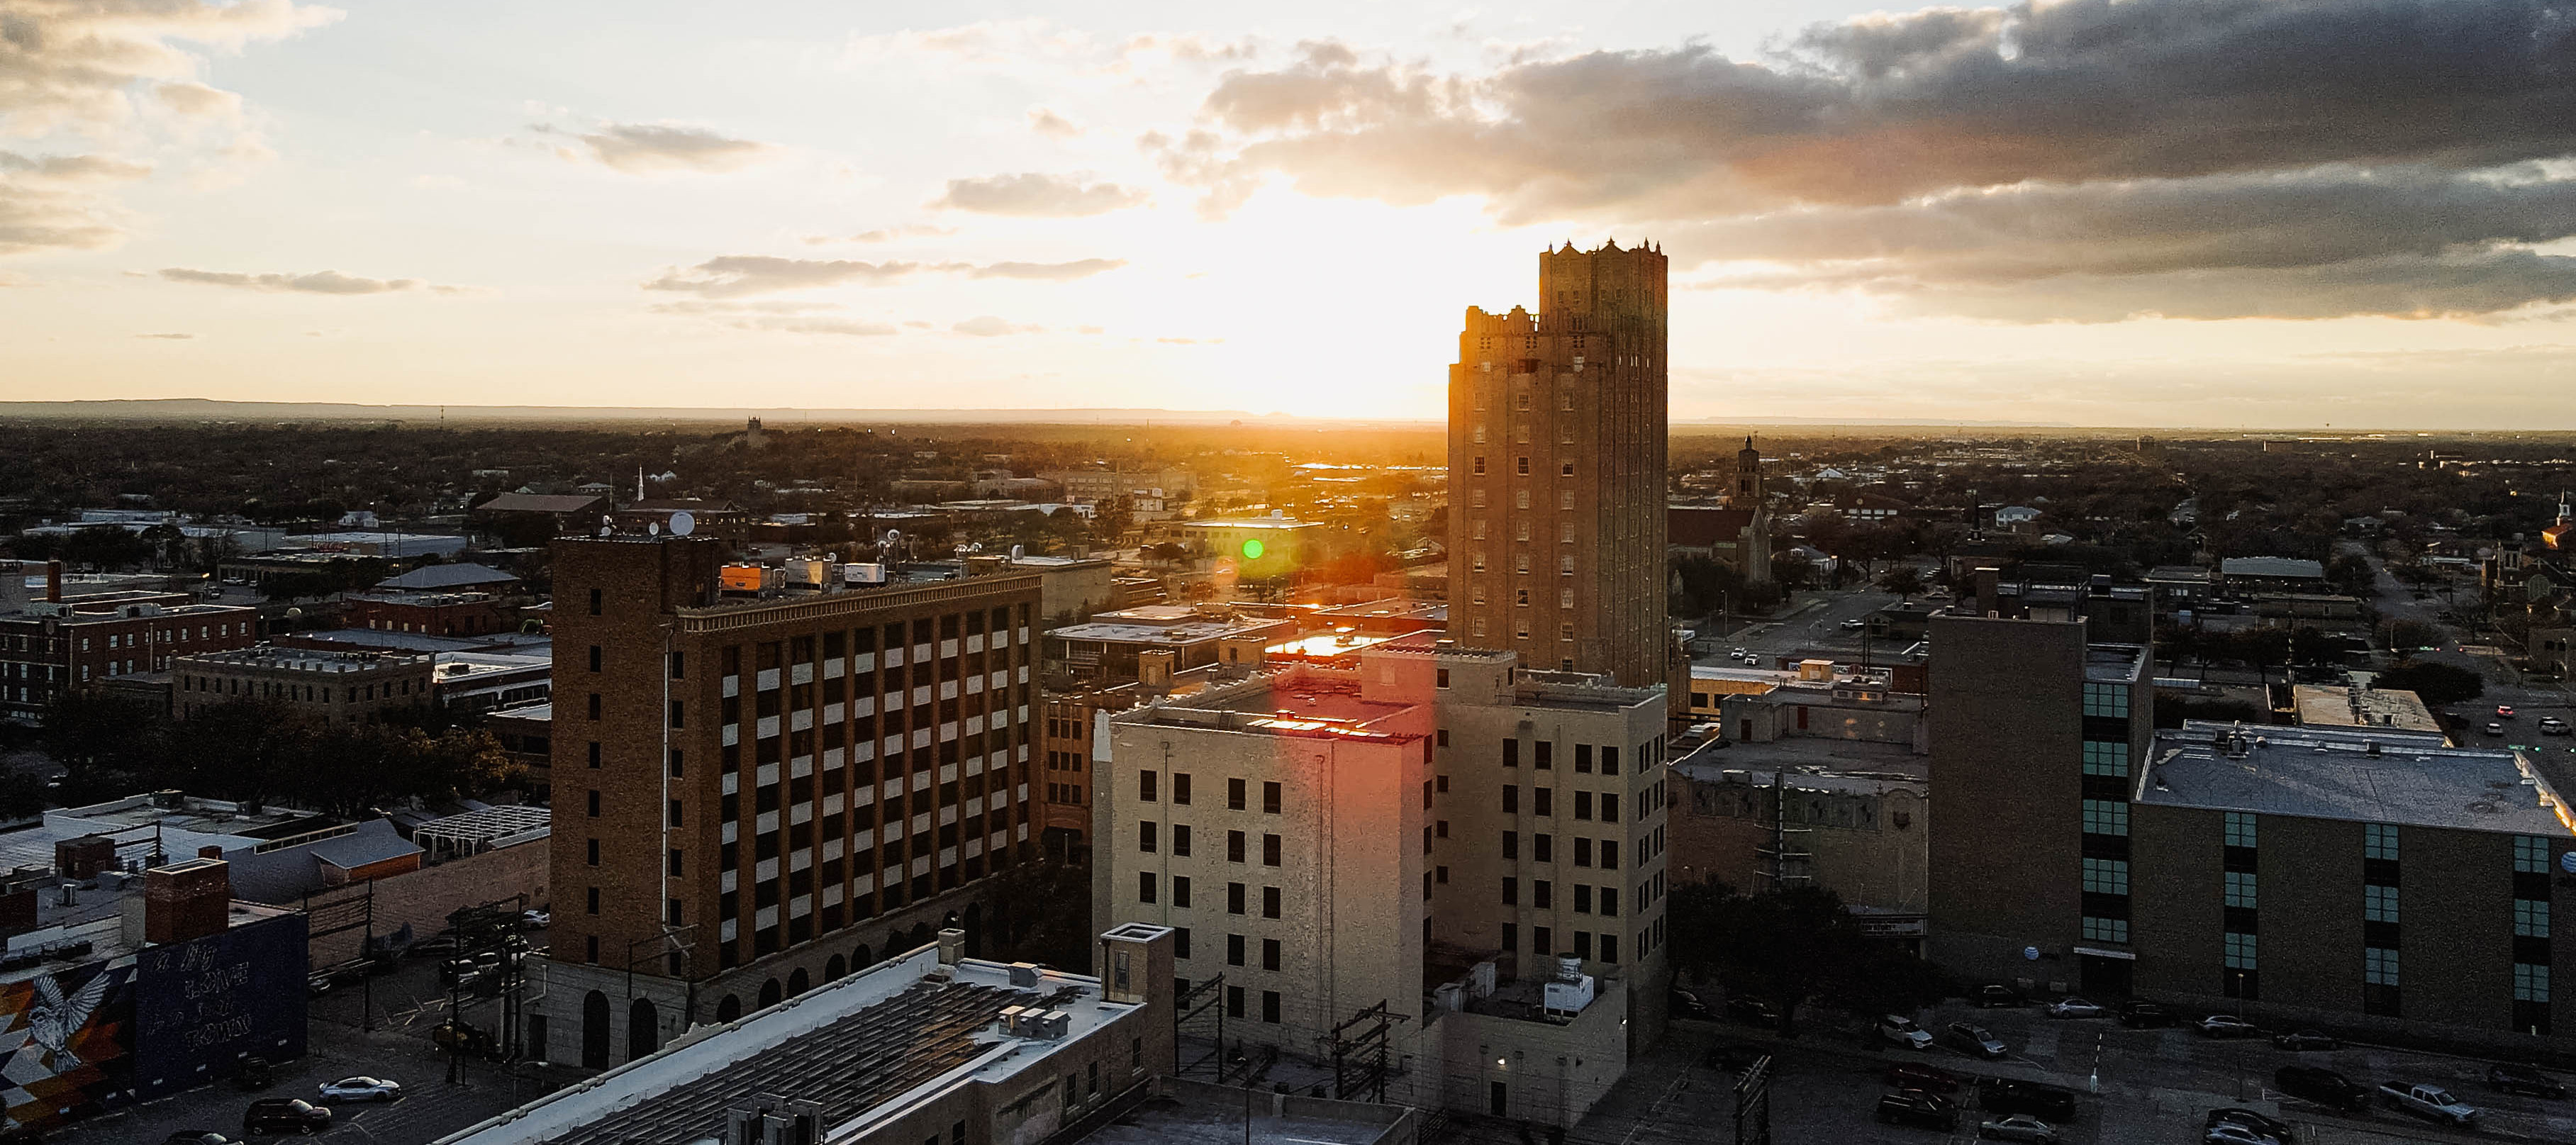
[2081,858,2129,896]
[1600,887,1618,916]
[1502,830,1517,860]
[2080,916,2127,943]
[2516,962,2549,1002]
[1227,934,1245,966]
[1173,773,1192,805]
[1138,872,1157,904]
[586,839,600,866]
[2365,946,2400,986]
[1573,792,1592,820]
[1516,456,1529,476]
[1261,990,1281,1024]
[2516,834,2552,873]
[1534,834,1553,864]
[1534,788,1553,817]
[1174,927,1191,959]
[1261,886,1281,919]
[2224,932,2258,969]
[1139,771,1158,802]
[2516,898,2548,938]
[2224,812,2259,849]
[2080,742,2129,776]
[1502,877,1518,905]
[1533,880,1553,909]
[1139,822,1158,854]
[1261,938,1281,971]
[2223,871,2257,910]
[586,790,601,817]
[2079,799,2127,837]
[1573,885,1591,913]
[1502,785,1519,814]
[1173,825,1192,857]
[1503,739,1519,768]
[2364,885,2399,923]
[1227,830,1246,863]
[1262,834,1281,866]
[1228,883,1245,915]
[2364,823,2399,861]
[1263,781,1281,814]
[2080,681,2129,717]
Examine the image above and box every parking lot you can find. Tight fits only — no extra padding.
[52,927,576,1145]
[1541,998,2576,1145]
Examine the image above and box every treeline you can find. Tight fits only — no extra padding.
[43,691,523,817]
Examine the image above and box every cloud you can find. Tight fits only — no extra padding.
[0,151,154,255]
[805,224,960,245]
[738,317,901,336]
[644,256,925,297]
[643,255,1125,295]
[157,267,442,294]
[1028,108,1083,140]
[968,258,1126,281]
[953,315,1043,336]
[930,172,1149,217]
[0,0,340,138]
[535,121,780,174]
[1164,0,2576,319]
[648,299,843,315]
[133,332,194,340]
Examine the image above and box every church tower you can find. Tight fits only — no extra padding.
[1732,437,1762,508]
[1446,240,1669,687]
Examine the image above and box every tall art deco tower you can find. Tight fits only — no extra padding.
[1447,240,1669,687]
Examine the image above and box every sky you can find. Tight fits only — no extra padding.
[6,0,2576,428]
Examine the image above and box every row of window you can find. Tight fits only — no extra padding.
[1134,771,1278,812]
[1135,876,1280,917]
[1498,786,1625,821]
[1499,878,1622,915]
[1499,832,1625,869]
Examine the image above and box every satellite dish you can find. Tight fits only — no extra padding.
[883,529,902,547]
[648,521,661,536]
[669,510,696,537]
[599,526,613,537]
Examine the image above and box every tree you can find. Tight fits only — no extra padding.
[1875,565,1925,601]
[1667,881,1931,1037]
[42,689,164,802]
[1090,496,1133,541]
[2375,659,2485,705]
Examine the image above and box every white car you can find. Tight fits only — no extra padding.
[1978,1115,2060,1144]
[2046,997,2104,1019]
[2203,1125,2279,1145]
[318,1076,403,1103]
[1840,618,1866,630]
[523,909,551,928]
[1878,1014,1934,1050]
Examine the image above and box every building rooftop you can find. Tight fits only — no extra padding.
[2085,644,2148,684]
[177,643,432,673]
[289,627,553,655]
[1265,629,1407,661]
[2138,720,2575,836]
[1672,735,1927,782]
[376,562,520,591]
[0,793,332,878]
[1051,615,1286,647]
[1079,1085,1403,1145]
[2295,683,2442,733]
[1180,516,1318,530]
[2221,557,2327,579]
[437,943,1144,1145]
[1190,673,1413,730]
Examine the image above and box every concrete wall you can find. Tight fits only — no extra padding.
[1671,773,1927,912]
[1412,978,1632,1130]
[306,839,549,966]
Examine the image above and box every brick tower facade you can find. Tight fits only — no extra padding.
[1447,240,1669,687]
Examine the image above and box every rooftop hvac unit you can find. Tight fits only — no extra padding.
[1008,961,1042,987]
[844,563,887,586]
[724,1095,825,1145]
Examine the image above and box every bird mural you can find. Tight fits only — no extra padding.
[28,968,113,1072]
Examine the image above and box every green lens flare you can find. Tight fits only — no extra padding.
[1241,539,1264,560]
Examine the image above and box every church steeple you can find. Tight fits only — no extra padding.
[1734,437,1763,506]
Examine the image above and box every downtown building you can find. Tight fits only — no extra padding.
[1447,240,1670,688]
[525,535,1044,1071]
[1928,596,2576,1054]
[1093,644,1675,1128]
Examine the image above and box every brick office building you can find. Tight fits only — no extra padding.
[2130,722,2575,1051]
[0,561,260,722]
[525,535,1045,1071]
[1927,608,2155,996]
[1447,240,1670,688]
[172,644,435,726]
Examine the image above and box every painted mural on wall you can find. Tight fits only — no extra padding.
[133,914,309,1099]
[0,957,138,1132]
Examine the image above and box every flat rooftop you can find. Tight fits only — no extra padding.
[2295,683,2441,734]
[1052,616,1282,646]
[2085,644,2148,684]
[439,947,1139,1145]
[2139,720,2573,836]
[179,644,430,672]
[1081,1085,1400,1145]
[1194,674,1412,730]
[0,793,333,878]
[1672,735,1927,783]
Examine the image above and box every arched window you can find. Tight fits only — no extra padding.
[715,995,742,1022]
[580,990,610,1068]
[853,943,873,970]
[825,954,847,982]
[758,978,781,1009]
[628,998,660,1061]
[788,967,810,996]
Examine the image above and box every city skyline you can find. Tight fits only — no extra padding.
[6,0,2576,429]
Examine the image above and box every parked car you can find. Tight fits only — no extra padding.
[241,1097,332,1135]
[406,934,459,957]
[1975,1115,2059,1143]
[233,1056,272,1091]
[2379,1081,2477,1127]
[2202,1124,2280,1145]
[2486,721,2506,737]
[2205,1108,2293,1141]
[1884,1062,1962,1093]
[2541,716,2571,737]
[2273,1065,2372,1112]
[1841,619,1866,631]
[431,1020,498,1058]
[1979,1078,2077,1119]
[2117,1000,2177,1028]
[164,1134,243,1145]
[522,909,551,929]
[2486,1063,2568,1098]
[1945,1022,2007,1059]
[2045,997,2104,1019]
[1878,1014,1934,1050]
[1667,988,1712,1020]
[2195,1014,2259,1039]
[2271,1029,2340,1051]
[317,1076,402,1103]
[1973,984,2024,1008]
[1726,996,1781,1027]
[1874,1092,1959,1131]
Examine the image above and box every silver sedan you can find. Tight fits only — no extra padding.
[318,1076,403,1103]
